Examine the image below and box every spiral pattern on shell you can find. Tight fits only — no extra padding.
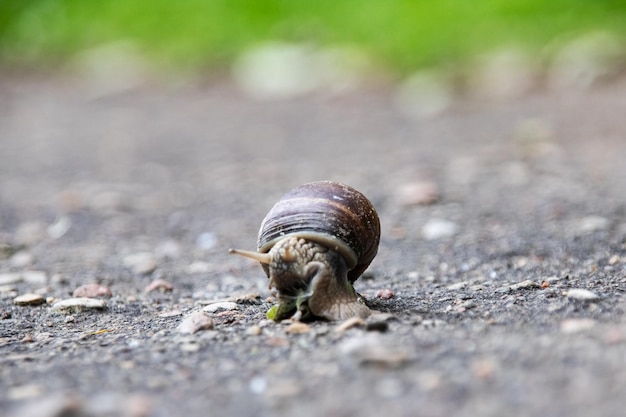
[257,181,380,282]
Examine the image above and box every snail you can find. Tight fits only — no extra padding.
[229,181,380,321]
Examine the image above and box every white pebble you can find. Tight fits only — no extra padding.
[10,251,35,268]
[560,318,596,334]
[52,297,107,313]
[47,216,72,239]
[195,232,217,250]
[566,288,600,301]
[177,311,214,334]
[13,293,46,306]
[123,252,157,275]
[203,302,239,313]
[577,216,610,234]
[0,273,23,285]
[421,219,458,240]
[22,271,48,285]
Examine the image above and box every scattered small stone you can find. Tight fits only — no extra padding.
[335,317,366,332]
[509,280,540,291]
[123,252,157,275]
[23,271,48,285]
[472,359,496,380]
[154,240,182,260]
[394,70,453,119]
[285,322,311,334]
[47,216,72,239]
[339,334,412,368]
[421,218,458,240]
[447,281,468,291]
[396,181,439,206]
[196,232,217,250]
[180,342,200,352]
[145,279,173,293]
[375,377,404,399]
[608,255,620,265]
[560,318,597,334]
[177,311,214,334]
[158,309,183,318]
[13,293,46,306]
[232,292,262,305]
[246,325,263,336]
[577,216,610,234]
[73,283,112,298]
[7,383,45,400]
[249,376,267,394]
[566,288,600,301]
[52,297,107,313]
[186,261,211,273]
[541,281,550,289]
[376,289,395,299]
[203,301,239,313]
[10,251,35,268]
[0,272,22,285]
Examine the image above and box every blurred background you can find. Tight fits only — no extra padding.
[1,0,625,251]
[1,0,625,95]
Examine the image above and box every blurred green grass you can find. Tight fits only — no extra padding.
[0,0,625,74]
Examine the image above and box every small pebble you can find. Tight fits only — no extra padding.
[47,216,72,239]
[196,232,217,250]
[447,281,468,290]
[203,301,239,313]
[10,251,35,268]
[73,283,112,298]
[0,273,23,285]
[154,240,182,260]
[123,252,157,275]
[421,219,458,240]
[177,311,214,334]
[396,181,439,206]
[186,261,211,274]
[376,289,395,299]
[145,279,173,293]
[285,322,311,334]
[339,334,412,368]
[246,325,263,336]
[52,297,107,313]
[509,280,540,291]
[23,271,48,285]
[560,318,596,334]
[158,309,183,318]
[577,216,610,234]
[566,288,600,301]
[14,293,46,306]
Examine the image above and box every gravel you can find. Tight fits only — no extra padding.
[1,73,626,417]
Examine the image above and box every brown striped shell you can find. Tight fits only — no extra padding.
[257,181,380,282]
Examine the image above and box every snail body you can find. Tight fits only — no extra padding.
[230,181,380,321]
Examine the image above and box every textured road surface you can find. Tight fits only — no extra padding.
[1,74,626,417]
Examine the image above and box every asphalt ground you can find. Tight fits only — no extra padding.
[1,74,626,417]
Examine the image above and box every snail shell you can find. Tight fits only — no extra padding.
[230,181,380,321]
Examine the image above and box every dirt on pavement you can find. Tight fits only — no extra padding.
[1,74,626,417]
